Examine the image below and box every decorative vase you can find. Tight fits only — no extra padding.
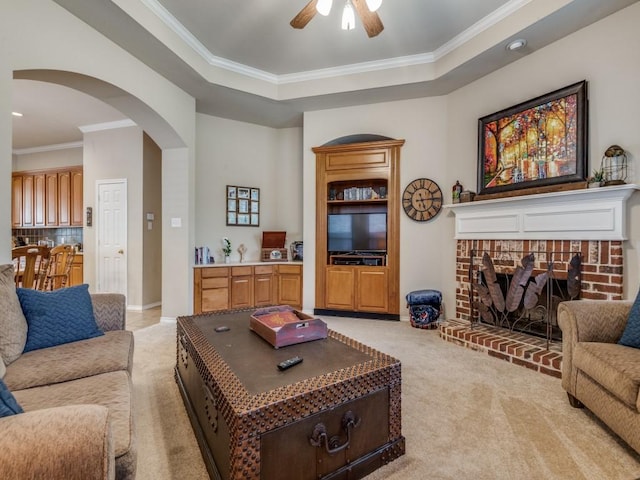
[588,181,602,188]
[224,256,230,264]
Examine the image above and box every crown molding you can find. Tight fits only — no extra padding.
[78,119,137,133]
[432,0,532,61]
[140,0,278,83]
[13,141,83,155]
[141,0,531,85]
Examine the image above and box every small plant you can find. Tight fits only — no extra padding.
[222,237,232,257]
[589,169,605,184]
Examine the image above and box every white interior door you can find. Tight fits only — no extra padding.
[96,180,127,295]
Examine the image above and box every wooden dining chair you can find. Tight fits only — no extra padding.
[42,244,76,290]
[12,245,51,289]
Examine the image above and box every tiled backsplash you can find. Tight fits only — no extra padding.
[12,227,83,250]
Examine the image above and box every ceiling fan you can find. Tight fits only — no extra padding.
[291,0,384,38]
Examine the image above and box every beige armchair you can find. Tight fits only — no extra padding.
[558,300,640,454]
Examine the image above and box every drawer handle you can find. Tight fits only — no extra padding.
[309,411,361,455]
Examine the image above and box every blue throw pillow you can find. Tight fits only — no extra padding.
[0,379,23,417]
[17,284,104,353]
[619,287,640,348]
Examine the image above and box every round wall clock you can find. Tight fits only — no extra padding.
[402,178,443,222]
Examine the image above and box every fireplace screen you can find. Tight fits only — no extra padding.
[470,250,581,345]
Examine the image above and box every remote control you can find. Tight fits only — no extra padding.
[277,356,303,371]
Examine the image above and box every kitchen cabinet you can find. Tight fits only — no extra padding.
[69,254,83,286]
[254,265,275,307]
[12,167,83,228]
[230,266,253,309]
[12,175,22,227]
[193,263,303,314]
[276,264,302,309]
[45,172,58,226]
[22,174,34,227]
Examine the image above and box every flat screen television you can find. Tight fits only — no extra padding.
[327,212,387,253]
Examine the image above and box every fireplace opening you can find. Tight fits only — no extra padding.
[471,250,582,346]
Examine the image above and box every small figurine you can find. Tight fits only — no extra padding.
[237,243,247,263]
[452,180,463,203]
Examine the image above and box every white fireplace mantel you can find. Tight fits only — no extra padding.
[443,184,639,241]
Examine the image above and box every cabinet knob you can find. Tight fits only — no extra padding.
[118,249,124,254]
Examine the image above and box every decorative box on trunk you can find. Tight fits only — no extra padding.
[250,305,327,348]
[261,231,288,262]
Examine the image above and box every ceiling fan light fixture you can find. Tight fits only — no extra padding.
[342,1,355,30]
[365,0,382,12]
[316,0,333,16]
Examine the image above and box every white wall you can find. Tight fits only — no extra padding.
[303,2,640,317]
[1,0,196,318]
[13,147,82,171]
[194,114,303,262]
[83,126,144,305]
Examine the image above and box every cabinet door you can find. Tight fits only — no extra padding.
[45,172,58,226]
[231,275,253,309]
[254,275,274,306]
[356,268,389,313]
[58,171,71,226]
[277,265,302,309]
[69,254,83,286]
[231,266,253,309]
[325,267,355,310]
[12,175,23,227]
[33,173,46,226]
[70,170,84,226]
[22,175,34,227]
[254,265,274,307]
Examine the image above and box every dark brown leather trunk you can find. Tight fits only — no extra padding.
[176,311,404,480]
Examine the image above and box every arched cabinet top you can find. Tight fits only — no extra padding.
[313,135,404,153]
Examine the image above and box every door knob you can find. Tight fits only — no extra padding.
[118,249,124,254]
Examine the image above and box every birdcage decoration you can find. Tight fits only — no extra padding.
[600,145,627,186]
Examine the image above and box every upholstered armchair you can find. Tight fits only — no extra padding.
[557,299,640,454]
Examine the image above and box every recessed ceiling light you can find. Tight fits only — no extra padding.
[507,39,527,51]
[12,112,23,117]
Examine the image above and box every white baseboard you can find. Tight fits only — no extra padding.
[160,316,176,324]
[127,301,162,311]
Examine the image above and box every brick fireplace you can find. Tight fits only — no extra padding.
[440,185,637,377]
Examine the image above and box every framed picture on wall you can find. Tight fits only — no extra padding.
[227,185,259,226]
[477,80,588,197]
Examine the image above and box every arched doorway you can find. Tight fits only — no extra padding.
[11,69,192,319]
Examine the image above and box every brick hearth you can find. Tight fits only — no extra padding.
[439,319,562,378]
[440,239,625,378]
[442,186,636,377]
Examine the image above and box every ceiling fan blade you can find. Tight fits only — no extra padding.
[291,0,318,29]
[352,0,384,37]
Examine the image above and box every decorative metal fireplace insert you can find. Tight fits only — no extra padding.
[470,249,582,348]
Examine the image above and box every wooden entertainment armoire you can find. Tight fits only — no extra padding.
[313,137,404,319]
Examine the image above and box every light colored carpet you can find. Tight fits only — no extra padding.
[132,317,640,480]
